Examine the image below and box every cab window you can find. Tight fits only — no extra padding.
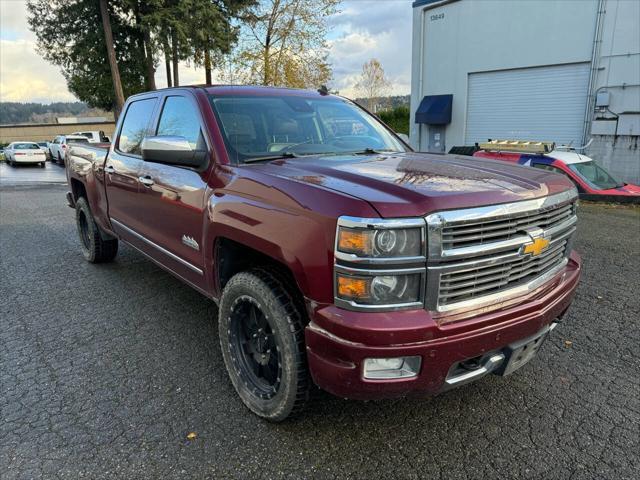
[156,96,201,149]
[533,163,584,192]
[532,163,566,175]
[118,98,156,155]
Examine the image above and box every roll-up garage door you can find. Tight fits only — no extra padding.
[465,63,590,147]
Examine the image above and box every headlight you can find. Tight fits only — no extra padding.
[334,217,427,311]
[337,227,422,258]
[336,272,422,305]
[336,217,425,261]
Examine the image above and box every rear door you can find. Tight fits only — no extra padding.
[105,96,158,239]
[134,93,211,285]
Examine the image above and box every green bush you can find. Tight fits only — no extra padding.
[378,105,410,135]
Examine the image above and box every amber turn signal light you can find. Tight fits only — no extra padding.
[337,228,372,256]
[337,275,371,301]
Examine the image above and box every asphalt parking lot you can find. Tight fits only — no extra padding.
[1,183,639,479]
[0,161,67,186]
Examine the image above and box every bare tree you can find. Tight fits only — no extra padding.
[355,59,391,113]
[227,0,339,88]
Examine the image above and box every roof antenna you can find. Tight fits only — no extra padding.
[317,85,329,96]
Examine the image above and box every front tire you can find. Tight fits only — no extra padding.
[219,269,309,422]
[75,197,118,263]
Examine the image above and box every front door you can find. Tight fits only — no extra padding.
[135,94,211,288]
[105,97,157,240]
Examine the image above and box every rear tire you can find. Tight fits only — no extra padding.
[40,162,45,168]
[75,197,118,263]
[218,269,309,422]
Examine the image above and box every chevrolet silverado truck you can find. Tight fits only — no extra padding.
[66,86,581,421]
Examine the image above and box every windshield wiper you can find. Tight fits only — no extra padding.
[243,152,300,163]
[349,148,397,155]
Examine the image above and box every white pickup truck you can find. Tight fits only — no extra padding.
[71,130,111,143]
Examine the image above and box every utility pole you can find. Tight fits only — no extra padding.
[99,0,125,120]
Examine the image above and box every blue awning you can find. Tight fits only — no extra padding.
[415,94,453,124]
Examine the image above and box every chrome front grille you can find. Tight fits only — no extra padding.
[438,238,568,306]
[426,189,578,314]
[441,202,574,249]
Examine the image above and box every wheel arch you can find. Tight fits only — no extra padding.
[212,235,309,319]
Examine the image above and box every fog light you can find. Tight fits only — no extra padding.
[363,356,421,379]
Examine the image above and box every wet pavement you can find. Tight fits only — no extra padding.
[0,161,67,186]
[1,185,639,479]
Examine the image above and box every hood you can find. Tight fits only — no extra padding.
[248,152,576,218]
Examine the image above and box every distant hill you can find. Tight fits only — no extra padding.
[0,102,110,125]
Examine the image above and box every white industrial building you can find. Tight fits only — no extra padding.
[410,0,640,183]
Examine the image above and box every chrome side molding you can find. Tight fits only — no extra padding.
[110,218,203,275]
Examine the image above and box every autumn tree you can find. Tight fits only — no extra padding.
[226,0,339,88]
[355,59,391,113]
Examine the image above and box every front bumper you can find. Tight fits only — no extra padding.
[305,251,581,400]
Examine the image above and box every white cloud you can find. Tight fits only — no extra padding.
[0,39,76,103]
[327,0,413,98]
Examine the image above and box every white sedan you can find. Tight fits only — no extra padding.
[4,142,47,167]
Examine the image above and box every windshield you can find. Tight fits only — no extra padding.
[14,143,40,150]
[208,94,406,163]
[568,161,622,190]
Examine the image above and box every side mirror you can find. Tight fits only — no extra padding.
[141,135,206,168]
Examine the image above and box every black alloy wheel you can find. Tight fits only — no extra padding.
[218,269,309,421]
[229,295,282,399]
[77,208,92,251]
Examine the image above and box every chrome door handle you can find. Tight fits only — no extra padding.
[139,176,155,187]
[104,165,115,174]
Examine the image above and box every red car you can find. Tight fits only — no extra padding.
[65,87,581,421]
[468,143,640,202]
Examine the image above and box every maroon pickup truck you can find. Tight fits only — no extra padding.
[66,86,581,421]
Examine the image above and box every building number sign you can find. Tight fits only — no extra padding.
[430,13,444,21]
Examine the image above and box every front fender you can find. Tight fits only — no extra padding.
[204,192,336,303]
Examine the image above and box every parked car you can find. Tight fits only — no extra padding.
[66,86,581,421]
[71,130,111,143]
[49,135,90,165]
[37,142,50,159]
[451,140,640,203]
[4,141,47,167]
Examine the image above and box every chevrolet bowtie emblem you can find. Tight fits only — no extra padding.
[522,237,550,257]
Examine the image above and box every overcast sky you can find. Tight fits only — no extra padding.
[0,0,412,104]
